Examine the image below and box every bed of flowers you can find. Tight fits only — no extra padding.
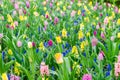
[0,0,120,80]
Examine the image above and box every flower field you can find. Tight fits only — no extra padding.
[0,0,120,80]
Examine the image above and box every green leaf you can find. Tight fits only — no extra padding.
[4,60,14,73]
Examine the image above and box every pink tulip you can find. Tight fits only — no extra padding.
[54,17,59,25]
[26,1,30,8]
[14,3,19,10]
[93,6,97,11]
[17,40,22,47]
[98,51,104,60]
[96,25,100,29]
[71,10,76,17]
[99,5,102,10]
[48,40,53,46]
[50,2,53,7]
[14,21,18,26]
[91,37,98,47]
[93,30,97,36]
[44,21,48,26]
[114,6,119,13]
[101,32,105,39]
[32,42,36,47]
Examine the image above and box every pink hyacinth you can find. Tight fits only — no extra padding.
[114,54,120,77]
[98,51,104,61]
[54,17,59,25]
[71,10,76,17]
[99,5,102,10]
[104,17,109,25]
[44,21,48,26]
[48,40,53,46]
[13,10,17,16]
[17,41,22,47]
[82,74,92,80]
[96,25,100,30]
[93,6,97,11]
[10,74,20,80]
[50,2,53,8]
[117,55,120,63]
[14,3,19,10]
[110,36,114,41]
[101,32,105,39]
[115,62,120,77]
[14,21,18,26]
[0,33,3,39]
[114,6,119,13]
[26,1,30,8]
[40,62,49,76]
[91,37,98,47]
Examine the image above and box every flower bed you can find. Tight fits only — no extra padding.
[0,0,120,80]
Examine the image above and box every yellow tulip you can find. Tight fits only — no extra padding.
[28,42,33,48]
[117,19,120,25]
[56,36,62,43]
[7,14,13,23]
[1,73,8,80]
[78,30,84,39]
[117,33,120,38]
[72,46,78,54]
[8,49,13,55]
[39,42,44,51]
[34,11,39,16]
[78,10,81,15]
[55,53,63,64]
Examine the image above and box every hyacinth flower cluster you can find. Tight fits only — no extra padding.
[0,0,120,80]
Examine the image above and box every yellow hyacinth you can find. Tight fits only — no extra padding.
[56,36,62,43]
[39,42,44,51]
[80,42,85,51]
[55,53,63,64]
[72,46,78,54]
[80,23,84,29]
[117,19,120,25]
[14,62,21,75]
[84,17,89,22]
[62,28,67,38]
[1,73,8,80]
[7,14,13,23]
[8,49,13,55]
[78,30,84,39]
